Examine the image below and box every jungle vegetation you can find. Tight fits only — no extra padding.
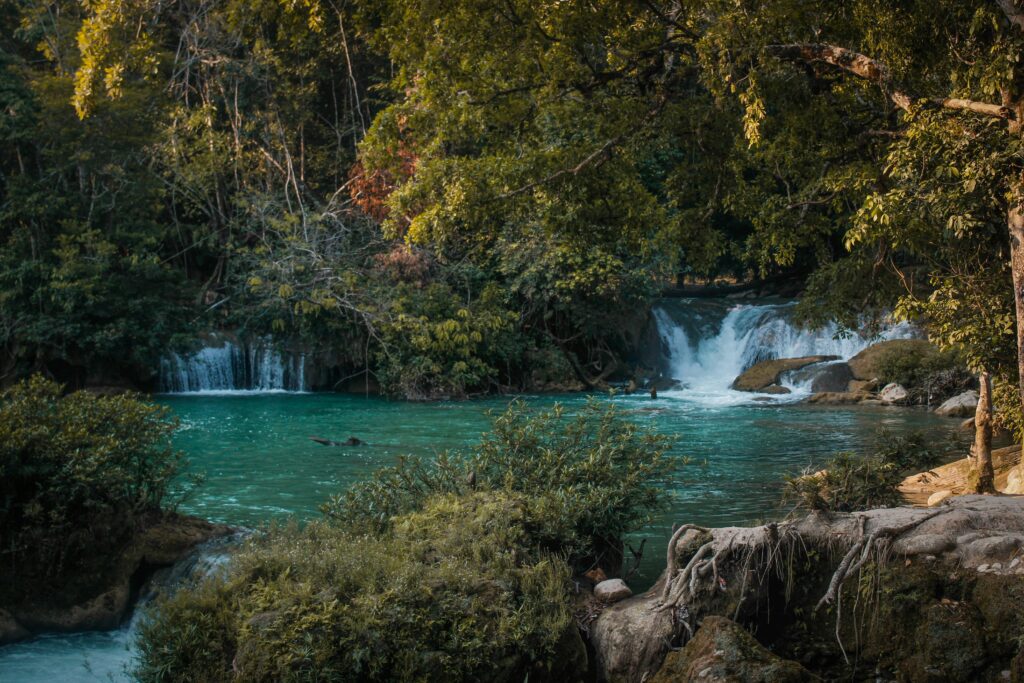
[0,0,1022,430]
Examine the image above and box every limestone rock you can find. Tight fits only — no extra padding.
[760,384,791,395]
[879,383,909,404]
[594,579,633,603]
[731,356,839,392]
[962,535,1024,566]
[848,339,934,381]
[848,378,879,393]
[894,532,955,556]
[936,390,980,418]
[807,391,870,405]
[809,362,854,393]
[590,590,676,683]
[927,490,955,507]
[649,616,815,683]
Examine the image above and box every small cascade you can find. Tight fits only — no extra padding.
[159,336,306,393]
[653,301,915,402]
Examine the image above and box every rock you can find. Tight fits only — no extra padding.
[594,579,633,603]
[879,383,909,404]
[0,609,29,644]
[760,384,791,395]
[649,616,815,683]
[809,362,854,393]
[848,378,879,393]
[962,536,1023,566]
[894,532,955,556]
[847,339,935,381]
[732,356,839,392]
[14,583,130,634]
[901,601,987,682]
[927,490,955,507]
[936,390,980,418]
[807,391,870,405]
[591,591,676,683]
[961,417,976,431]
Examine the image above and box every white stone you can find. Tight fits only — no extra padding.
[927,490,954,507]
[977,564,990,572]
[879,383,909,404]
[935,390,979,417]
[594,579,633,603]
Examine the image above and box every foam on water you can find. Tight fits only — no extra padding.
[653,301,915,405]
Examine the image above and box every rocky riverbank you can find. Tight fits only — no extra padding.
[584,495,1024,682]
[0,512,232,645]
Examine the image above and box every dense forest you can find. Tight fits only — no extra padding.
[8,2,1024,682]
[1,0,1018,413]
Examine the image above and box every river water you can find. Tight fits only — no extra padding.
[0,301,961,681]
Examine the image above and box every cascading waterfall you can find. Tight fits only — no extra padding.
[653,301,915,403]
[159,336,306,393]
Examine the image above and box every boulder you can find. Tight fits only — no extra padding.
[0,609,29,644]
[649,616,815,683]
[732,356,839,392]
[879,383,909,404]
[594,579,633,603]
[807,391,871,405]
[847,339,934,381]
[927,490,955,507]
[848,378,878,393]
[590,590,676,683]
[809,362,854,393]
[936,390,980,418]
[760,384,791,395]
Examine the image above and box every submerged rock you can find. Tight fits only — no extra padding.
[935,390,980,417]
[649,616,814,683]
[807,391,870,405]
[731,356,839,392]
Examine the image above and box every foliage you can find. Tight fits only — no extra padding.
[0,376,188,601]
[784,430,952,513]
[134,494,579,683]
[324,399,673,570]
[873,346,974,404]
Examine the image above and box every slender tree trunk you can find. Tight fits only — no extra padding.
[972,371,995,494]
[1009,189,1024,482]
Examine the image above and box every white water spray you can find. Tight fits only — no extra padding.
[159,337,306,393]
[653,302,915,404]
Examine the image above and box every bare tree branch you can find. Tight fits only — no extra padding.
[767,43,1014,120]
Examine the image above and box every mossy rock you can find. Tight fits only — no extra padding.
[847,339,935,381]
[650,616,814,682]
[732,356,839,392]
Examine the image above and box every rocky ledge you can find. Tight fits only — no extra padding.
[587,495,1024,682]
[0,513,233,645]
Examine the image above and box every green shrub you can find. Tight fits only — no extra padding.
[322,399,673,569]
[0,375,188,602]
[874,347,973,404]
[134,493,581,683]
[783,430,952,513]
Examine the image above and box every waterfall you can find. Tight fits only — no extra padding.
[159,336,306,393]
[653,301,915,403]
[0,534,241,683]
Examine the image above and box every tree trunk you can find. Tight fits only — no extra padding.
[1009,189,1024,482]
[971,371,995,494]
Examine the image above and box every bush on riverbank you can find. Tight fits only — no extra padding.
[135,494,583,683]
[323,399,673,570]
[872,344,973,404]
[135,400,670,681]
[783,430,950,513]
[0,376,189,607]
